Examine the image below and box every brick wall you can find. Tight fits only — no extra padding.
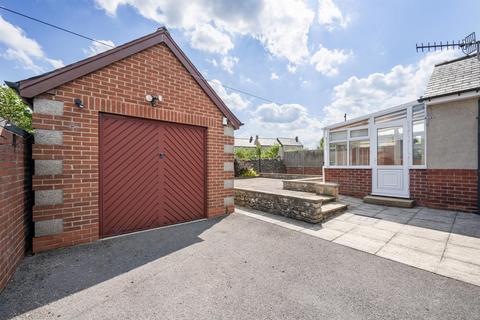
[286,167,323,175]
[410,169,477,212]
[0,126,32,291]
[324,168,372,198]
[31,43,234,252]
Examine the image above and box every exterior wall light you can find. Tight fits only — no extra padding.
[145,94,163,106]
[74,98,84,108]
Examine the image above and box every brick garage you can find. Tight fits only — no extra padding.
[0,124,32,290]
[9,28,241,252]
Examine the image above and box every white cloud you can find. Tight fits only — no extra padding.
[209,79,250,111]
[220,56,239,74]
[239,102,323,148]
[95,0,315,65]
[321,51,459,125]
[310,46,352,76]
[270,72,279,80]
[317,0,350,31]
[287,63,297,73]
[83,40,115,57]
[187,24,233,54]
[0,15,63,73]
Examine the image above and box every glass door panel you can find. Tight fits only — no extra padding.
[377,127,403,166]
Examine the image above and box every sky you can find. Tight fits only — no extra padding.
[0,0,479,148]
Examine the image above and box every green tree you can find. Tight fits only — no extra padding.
[261,144,280,159]
[0,86,32,132]
[319,137,324,151]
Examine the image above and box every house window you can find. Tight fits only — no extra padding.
[329,142,347,166]
[349,140,370,166]
[413,120,425,165]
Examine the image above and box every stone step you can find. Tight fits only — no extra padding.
[321,202,348,220]
[283,179,339,198]
[235,188,338,224]
[363,195,415,208]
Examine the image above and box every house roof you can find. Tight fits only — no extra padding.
[235,137,255,148]
[256,138,278,147]
[421,54,480,100]
[277,137,302,147]
[5,27,242,129]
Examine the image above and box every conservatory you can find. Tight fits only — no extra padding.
[323,101,426,199]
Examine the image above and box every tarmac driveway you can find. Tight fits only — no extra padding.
[1,213,480,320]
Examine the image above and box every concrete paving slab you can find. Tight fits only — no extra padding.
[436,258,480,287]
[349,225,395,242]
[375,212,413,224]
[408,218,452,233]
[451,220,480,237]
[330,212,355,221]
[455,212,480,222]
[444,244,480,266]
[448,233,480,250]
[373,220,406,233]
[345,215,379,226]
[388,233,446,257]
[333,233,386,254]
[322,219,357,233]
[301,227,345,241]
[399,225,450,242]
[377,244,441,272]
[414,210,456,224]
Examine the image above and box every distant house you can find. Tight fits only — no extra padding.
[323,54,480,212]
[234,137,256,150]
[234,135,303,158]
[277,137,303,158]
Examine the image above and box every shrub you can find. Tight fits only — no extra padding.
[239,168,258,177]
[0,86,32,132]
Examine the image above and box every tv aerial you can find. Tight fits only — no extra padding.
[416,32,479,60]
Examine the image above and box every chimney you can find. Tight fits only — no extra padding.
[295,136,299,142]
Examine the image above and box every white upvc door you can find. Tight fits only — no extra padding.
[372,120,409,198]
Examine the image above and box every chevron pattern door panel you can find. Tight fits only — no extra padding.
[160,123,206,225]
[100,113,206,238]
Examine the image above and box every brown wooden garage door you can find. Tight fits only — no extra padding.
[99,113,206,237]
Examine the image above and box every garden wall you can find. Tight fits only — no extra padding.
[0,123,33,291]
[234,159,286,176]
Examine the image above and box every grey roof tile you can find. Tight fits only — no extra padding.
[423,55,480,99]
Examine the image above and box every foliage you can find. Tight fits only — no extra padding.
[261,144,279,159]
[318,137,324,151]
[234,144,280,160]
[0,86,32,132]
[235,147,259,160]
[239,168,258,177]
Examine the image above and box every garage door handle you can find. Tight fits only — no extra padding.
[159,152,166,159]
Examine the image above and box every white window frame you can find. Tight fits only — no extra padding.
[326,125,371,169]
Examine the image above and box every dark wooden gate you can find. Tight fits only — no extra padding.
[99,113,206,237]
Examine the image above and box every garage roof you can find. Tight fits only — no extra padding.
[6,27,242,129]
[421,54,480,100]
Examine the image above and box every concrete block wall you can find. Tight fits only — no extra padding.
[0,125,32,291]
[30,42,235,252]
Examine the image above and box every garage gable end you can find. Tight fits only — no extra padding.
[9,28,241,129]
